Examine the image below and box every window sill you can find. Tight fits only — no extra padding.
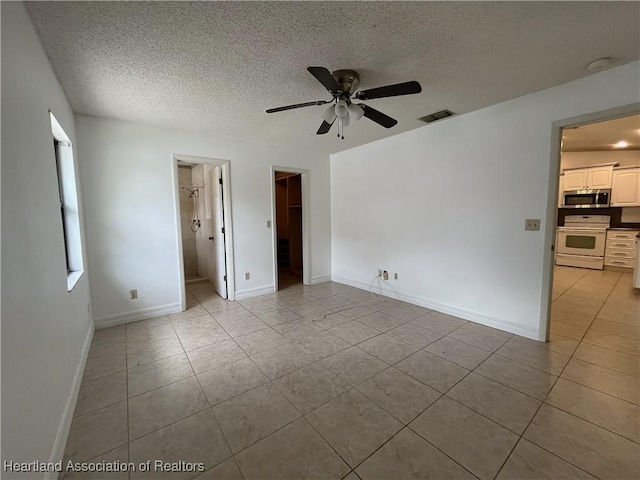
[67,270,84,292]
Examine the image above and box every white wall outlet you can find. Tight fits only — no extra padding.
[383,271,389,280]
[525,219,541,231]
[245,272,250,280]
[394,273,398,280]
[129,289,138,299]
[378,269,382,277]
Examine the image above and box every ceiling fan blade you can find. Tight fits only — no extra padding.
[307,66,340,92]
[359,104,398,128]
[355,81,422,100]
[266,100,330,113]
[316,117,336,135]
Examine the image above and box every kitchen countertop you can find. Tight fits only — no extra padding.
[557,208,640,229]
[608,227,640,231]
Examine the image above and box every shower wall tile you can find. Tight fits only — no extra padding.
[179,167,199,279]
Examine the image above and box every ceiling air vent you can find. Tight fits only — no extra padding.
[419,109,455,123]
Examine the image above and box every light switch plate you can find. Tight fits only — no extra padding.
[267,220,271,228]
[525,219,540,231]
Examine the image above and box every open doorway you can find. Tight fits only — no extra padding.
[174,155,235,309]
[543,106,639,343]
[271,167,311,291]
[274,171,303,289]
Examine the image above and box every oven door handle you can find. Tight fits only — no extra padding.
[559,229,606,234]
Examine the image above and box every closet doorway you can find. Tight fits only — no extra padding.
[272,167,311,290]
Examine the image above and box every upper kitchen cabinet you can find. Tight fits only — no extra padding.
[562,165,613,190]
[562,169,587,191]
[558,174,564,207]
[588,166,614,188]
[611,167,640,207]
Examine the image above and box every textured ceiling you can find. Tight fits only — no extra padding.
[25,1,640,154]
[563,114,640,152]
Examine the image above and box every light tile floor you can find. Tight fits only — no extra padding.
[64,269,639,479]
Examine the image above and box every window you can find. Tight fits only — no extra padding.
[50,112,84,291]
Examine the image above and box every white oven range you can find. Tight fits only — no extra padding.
[556,215,611,270]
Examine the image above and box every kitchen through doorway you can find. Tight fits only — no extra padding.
[545,106,639,343]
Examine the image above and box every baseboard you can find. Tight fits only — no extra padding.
[235,284,275,300]
[185,277,209,285]
[332,275,539,340]
[46,322,94,479]
[94,302,182,329]
[310,274,331,285]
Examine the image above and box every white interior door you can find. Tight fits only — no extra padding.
[208,166,227,298]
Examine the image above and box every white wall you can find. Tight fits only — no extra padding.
[1,2,94,476]
[75,116,331,325]
[331,61,640,340]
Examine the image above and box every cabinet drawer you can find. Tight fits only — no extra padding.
[604,248,635,260]
[606,231,639,241]
[605,239,636,250]
[604,256,634,268]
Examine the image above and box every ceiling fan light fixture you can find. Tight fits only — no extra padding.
[348,103,364,121]
[322,105,336,123]
[335,99,349,118]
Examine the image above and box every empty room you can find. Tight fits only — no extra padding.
[2,2,639,480]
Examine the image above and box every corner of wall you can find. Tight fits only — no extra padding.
[45,323,94,475]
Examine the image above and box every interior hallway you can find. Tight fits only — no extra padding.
[62,273,639,479]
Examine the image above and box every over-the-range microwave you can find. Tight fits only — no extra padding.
[562,189,611,209]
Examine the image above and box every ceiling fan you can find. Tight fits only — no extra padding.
[266,67,422,139]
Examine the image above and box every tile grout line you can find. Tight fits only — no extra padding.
[569,346,639,375]
[542,377,640,443]
[187,296,254,477]
[156,294,240,475]
[586,323,640,341]
[345,344,492,477]
[493,269,630,479]
[173,293,248,478]
[83,276,636,480]
[223,328,421,475]
[124,324,131,480]
[334,343,485,477]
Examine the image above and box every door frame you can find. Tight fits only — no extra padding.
[270,165,311,289]
[541,102,639,341]
[173,154,236,309]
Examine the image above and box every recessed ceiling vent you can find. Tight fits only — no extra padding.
[419,109,455,123]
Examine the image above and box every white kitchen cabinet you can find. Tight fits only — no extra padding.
[562,165,613,190]
[562,170,588,191]
[611,167,640,207]
[588,166,613,188]
[558,175,564,207]
[605,229,638,270]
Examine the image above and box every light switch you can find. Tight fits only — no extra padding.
[525,219,540,231]
[267,220,271,228]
